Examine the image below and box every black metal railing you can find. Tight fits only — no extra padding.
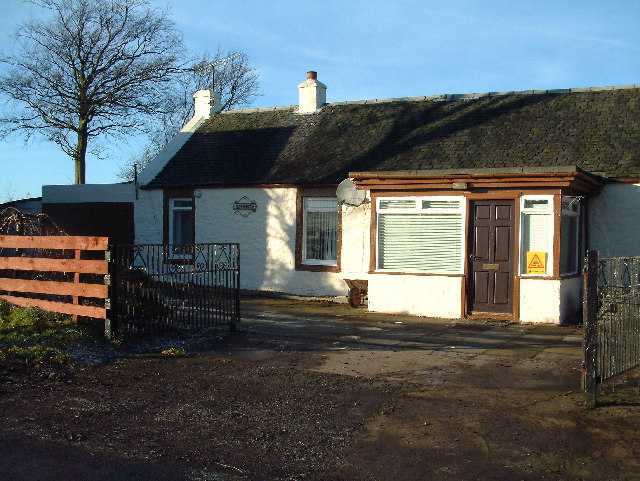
[583,251,640,405]
[106,243,240,338]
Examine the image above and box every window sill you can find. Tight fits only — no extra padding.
[296,263,340,273]
[369,270,464,277]
[518,275,556,280]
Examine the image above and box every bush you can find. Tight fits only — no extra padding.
[0,299,13,319]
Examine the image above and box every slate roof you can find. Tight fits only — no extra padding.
[145,86,640,188]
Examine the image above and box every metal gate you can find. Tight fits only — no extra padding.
[106,243,240,338]
[583,250,640,405]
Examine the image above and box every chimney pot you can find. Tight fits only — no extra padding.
[298,71,326,113]
[193,89,221,119]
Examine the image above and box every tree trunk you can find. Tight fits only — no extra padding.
[75,118,89,184]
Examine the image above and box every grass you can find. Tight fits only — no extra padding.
[160,347,187,357]
[0,299,95,367]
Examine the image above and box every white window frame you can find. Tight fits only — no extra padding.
[560,196,581,276]
[302,197,339,266]
[376,196,466,274]
[519,195,554,277]
[168,198,194,259]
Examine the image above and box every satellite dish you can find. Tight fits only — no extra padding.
[337,178,367,206]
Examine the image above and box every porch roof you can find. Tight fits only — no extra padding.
[350,166,603,194]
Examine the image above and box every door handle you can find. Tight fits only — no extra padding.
[469,254,481,261]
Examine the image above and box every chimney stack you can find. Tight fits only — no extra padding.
[298,71,326,113]
[193,89,221,119]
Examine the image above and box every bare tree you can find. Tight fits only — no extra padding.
[0,0,185,184]
[0,183,17,204]
[118,49,260,181]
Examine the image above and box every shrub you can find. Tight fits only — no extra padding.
[0,299,13,319]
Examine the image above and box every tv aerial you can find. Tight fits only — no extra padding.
[194,53,241,93]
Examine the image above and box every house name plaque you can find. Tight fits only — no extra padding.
[233,196,257,217]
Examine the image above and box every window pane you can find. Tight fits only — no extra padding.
[561,214,578,274]
[524,199,549,210]
[378,213,462,273]
[522,212,550,274]
[379,199,416,210]
[422,199,460,210]
[173,209,193,244]
[306,199,338,211]
[173,199,193,209]
[305,211,337,261]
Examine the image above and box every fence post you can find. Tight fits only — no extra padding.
[104,245,118,340]
[231,243,240,331]
[583,250,598,406]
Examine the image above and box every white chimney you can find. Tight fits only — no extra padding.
[193,89,221,119]
[297,71,326,113]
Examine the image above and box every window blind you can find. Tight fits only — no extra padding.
[378,211,463,273]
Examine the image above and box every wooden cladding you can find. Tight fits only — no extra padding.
[0,235,109,320]
[351,170,602,195]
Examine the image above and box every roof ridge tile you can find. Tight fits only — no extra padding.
[218,84,639,115]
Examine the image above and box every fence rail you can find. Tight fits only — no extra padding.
[108,243,240,338]
[0,236,240,339]
[583,250,640,405]
[0,235,109,319]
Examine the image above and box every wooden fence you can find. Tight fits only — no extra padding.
[0,235,109,320]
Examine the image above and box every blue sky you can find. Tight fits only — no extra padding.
[1,0,639,200]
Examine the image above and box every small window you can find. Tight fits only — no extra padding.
[520,195,553,276]
[302,198,338,266]
[524,199,549,210]
[169,198,194,258]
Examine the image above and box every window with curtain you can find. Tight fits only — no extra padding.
[303,198,338,265]
[376,197,464,273]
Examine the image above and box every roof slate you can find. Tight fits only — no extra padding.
[146,88,640,188]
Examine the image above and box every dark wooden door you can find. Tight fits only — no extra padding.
[468,200,515,314]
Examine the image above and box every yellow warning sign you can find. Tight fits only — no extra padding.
[526,252,546,274]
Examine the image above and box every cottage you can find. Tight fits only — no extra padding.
[90,73,640,323]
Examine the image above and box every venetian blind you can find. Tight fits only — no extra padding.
[378,198,463,273]
[521,212,550,274]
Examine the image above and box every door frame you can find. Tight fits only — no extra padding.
[464,193,520,321]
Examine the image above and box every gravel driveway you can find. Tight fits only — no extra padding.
[1,296,638,480]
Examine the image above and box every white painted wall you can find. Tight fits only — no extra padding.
[519,276,582,324]
[589,183,640,257]
[341,203,371,277]
[135,187,359,296]
[519,278,560,323]
[368,275,463,318]
[134,189,163,244]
